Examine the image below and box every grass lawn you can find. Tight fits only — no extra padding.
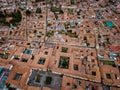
[59,56,70,69]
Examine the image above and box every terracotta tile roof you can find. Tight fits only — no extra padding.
[109,46,120,51]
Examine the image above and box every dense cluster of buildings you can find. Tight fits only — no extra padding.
[0,0,120,90]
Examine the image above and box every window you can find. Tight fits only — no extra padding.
[91,52,93,56]
[13,73,22,80]
[80,50,83,52]
[73,84,77,89]
[38,58,46,65]
[78,80,81,85]
[106,73,111,79]
[66,83,70,86]
[21,58,28,62]
[119,66,120,71]
[115,74,118,79]
[74,64,78,70]
[84,37,87,40]
[92,87,96,90]
[92,71,96,76]
[57,46,59,49]
[91,59,94,62]
[86,30,90,33]
[31,55,34,60]
[27,43,30,45]
[44,51,48,55]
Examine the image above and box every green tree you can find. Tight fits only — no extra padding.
[10,10,22,26]
[26,10,31,16]
[36,8,42,13]
[35,0,44,2]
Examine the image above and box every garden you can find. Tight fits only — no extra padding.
[59,56,70,69]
